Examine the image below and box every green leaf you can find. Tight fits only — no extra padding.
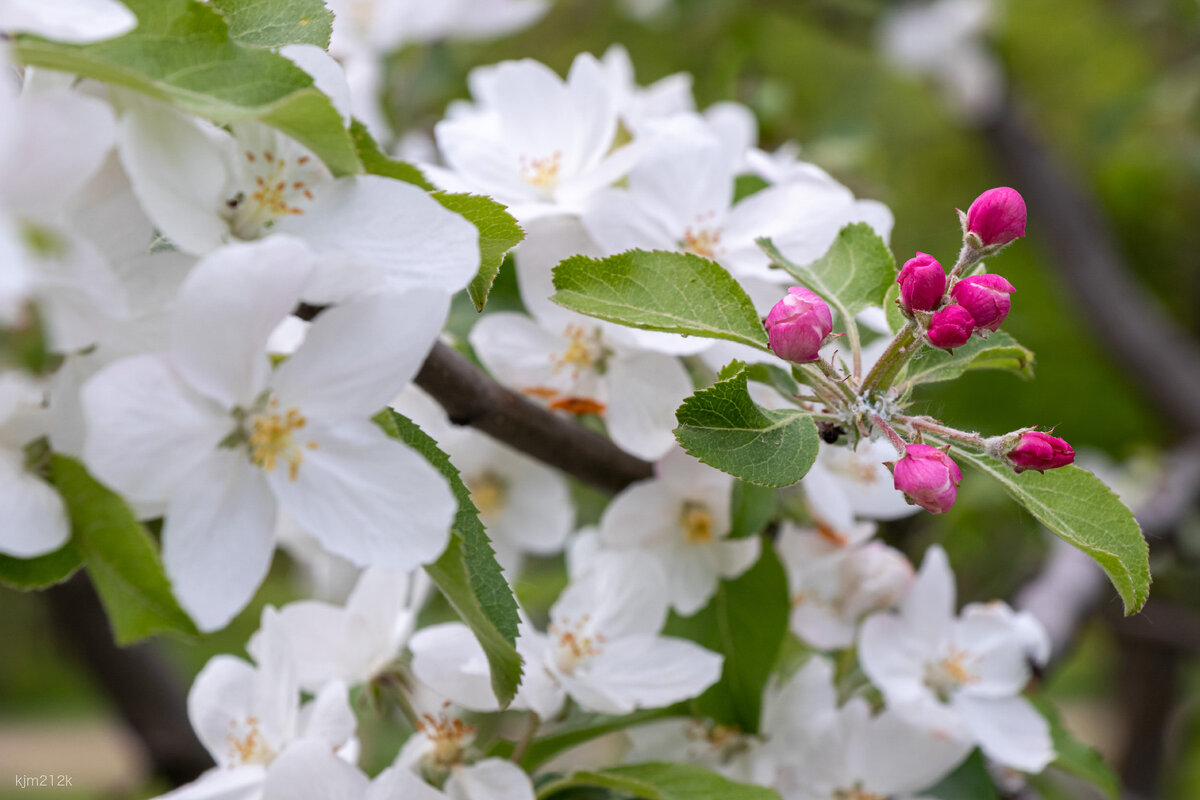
[663,546,789,732]
[728,480,778,540]
[951,450,1150,614]
[15,0,360,176]
[760,223,895,317]
[903,332,1035,387]
[374,409,523,705]
[675,370,819,488]
[1032,696,1120,798]
[351,119,433,190]
[719,359,800,401]
[210,0,333,48]
[49,456,197,643]
[926,750,1000,800]
[552,250,770,350]
[434,193,525,312]
[538,763,780,800]
[0,540,82,590]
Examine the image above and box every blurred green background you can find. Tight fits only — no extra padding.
[4,0,1199,797]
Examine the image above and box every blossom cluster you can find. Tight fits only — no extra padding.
[0,4,1109,800]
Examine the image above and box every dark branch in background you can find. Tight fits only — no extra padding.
[984,97,1200,798]
[45,574,214,784]
[415,342,654,494]
[981,102,1200,438]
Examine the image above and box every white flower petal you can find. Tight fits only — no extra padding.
[0,447,69,557]
[271,289,448,420]
[163,451,279,632]
[857,613,929,704]
[270,419,454,571]
[298,680,357,747]
[81,354,228,504]
[605,351,692,461]
[954,693,1054,773]
[0,90,115,216]
[263,740,368,800]
[410,622,500,712]
[116,102,231,255]
[172,237,316,408]
[276,175,480,298]
[0,0,136,42]
[366,763,448,800]
[578,634,722,712]
[444,759,534,800]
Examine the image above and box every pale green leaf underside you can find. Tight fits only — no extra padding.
[210,0,333,48]
[904,331,1035,386]
[675,370,819,487]
[952,450,1150,614]
[433,193,524,312]
[538,762,780,800]
[374,410,523,705]
[15,0,360,176]
[760,223,895,317]
[552,250,770,350]
[0,539,82,590]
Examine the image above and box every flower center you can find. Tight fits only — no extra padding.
[680,225,723,259]
[248,400,317,481]
[226,715,275,766]
[680,500,715,544]
[923,647,977,700]
[549,614,604,675]
[226,145,326,239]
[416,711,476,767]
[519,151,562,190]
[554,324,606,374]
[468,472,507,516]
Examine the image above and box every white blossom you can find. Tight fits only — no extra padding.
[859,546,1055,773]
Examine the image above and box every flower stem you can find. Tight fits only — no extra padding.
[510,712,540,764]
[861,321,919,395]
[895,415,986,450]
[870,413,908,456]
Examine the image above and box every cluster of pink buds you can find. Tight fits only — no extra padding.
[764,286,834,363]
[898,187,1025,352]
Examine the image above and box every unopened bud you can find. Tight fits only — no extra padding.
[892,444,963,514]
[926,304,974,351]
[951,274,1014,332]
[765,286,833,363]
[1006,430,1074,473]
[966,187,1027,248]
[897,252,947,314]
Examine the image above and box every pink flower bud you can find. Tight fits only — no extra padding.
[897,252,947,313]
[892,443,963,514]
[926,304,974,351]
[765,286,833,363]
[950,274,1015,332]
[1006,431,1075,473]
[966,187,1027,247]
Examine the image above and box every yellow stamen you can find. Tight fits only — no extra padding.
[248,402,314,480]
[519,151,563,189]
[226,715,274,765]
[680,500,715,544]
[468,472,507,516]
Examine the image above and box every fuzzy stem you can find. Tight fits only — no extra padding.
[510,712,540,764]
[870,413,908,456]
[895,415,987,451]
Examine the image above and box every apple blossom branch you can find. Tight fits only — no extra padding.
[415,341,656,494]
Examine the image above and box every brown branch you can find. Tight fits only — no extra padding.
[44,573,213,785]
[414,341,654,494]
